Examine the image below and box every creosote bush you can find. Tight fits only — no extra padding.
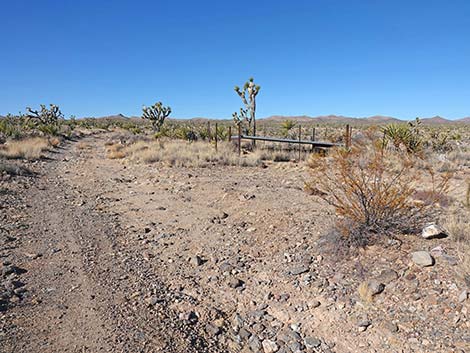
[307,129,451,248]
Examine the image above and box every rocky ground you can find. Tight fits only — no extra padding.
[1,133,469,353]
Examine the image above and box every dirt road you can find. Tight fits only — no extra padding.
[1,133,469,353]
[1,135,224,352]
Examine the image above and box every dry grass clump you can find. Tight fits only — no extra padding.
[442,192,470,279]
[122,139,262,167]
[48,137,61,147]
[77,142,91,150]
[105,143,126,159]
[308,129,451,248]
[0,138,51,160]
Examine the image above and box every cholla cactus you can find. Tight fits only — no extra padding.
[26,104,63,126]
[234,77,260,135]
[142,101,171,132]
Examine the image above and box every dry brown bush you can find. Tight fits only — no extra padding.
[105,143,126,159]
[307,129,451,247]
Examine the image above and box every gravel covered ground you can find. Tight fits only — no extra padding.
[1,133,469,352]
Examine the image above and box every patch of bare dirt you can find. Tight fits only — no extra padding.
[1,133,469,353]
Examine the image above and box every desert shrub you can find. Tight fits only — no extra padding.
[307,130,450,247]
[105,143,126,159]
[382,119,423,153]
[426,129,454,153]
[280,120,297,137]
[0,114,26,139]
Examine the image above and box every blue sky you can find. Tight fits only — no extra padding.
[1,0,469,119]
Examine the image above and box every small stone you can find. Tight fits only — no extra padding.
[359,280,385,299]
[422,224,447,239]
[246,227,257,233]
[376,269,399,284]
[25,253,42,260]
[384,321,399,333]
[189,255,203,267]
[290,323,300,332]
[206,323,221,336]
[458,289,468,303]
[239,327,252,340]
[145,296,162,306]
[248,336,262,351]
[228,278,244,288]
[179,311,198,323]
[411,251,434,267]
[262,339,279,353]
[142,251,153,261]
[213,318,225,328]
[289,266,309,276]
[357,320,371,328]
[304,337,321,349]
[288,341,302,353]
[442,254,458,266]
[14,287,27,296]
[309,300,321,309]
[252,323,266,334]
[231,313,243,331]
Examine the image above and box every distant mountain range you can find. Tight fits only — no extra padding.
[85,114,470,124]
[1,113,469,124]
[261,115,470,125]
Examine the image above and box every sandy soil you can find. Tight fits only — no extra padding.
[1,133,469,353]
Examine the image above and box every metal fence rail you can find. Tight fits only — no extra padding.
[231,135,342,148]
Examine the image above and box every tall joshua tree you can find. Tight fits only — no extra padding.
[26,104,63,126]
[234,77,260,136]
[142,101,171,132]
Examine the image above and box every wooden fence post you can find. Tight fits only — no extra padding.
[345,124,350,149]
[238,124,241,157]
[207,121,211,142]
[215,122,218,152]
[311,127,316,152]
[228,126,232,142]
[298,125,302,161]
[349,125,353,148]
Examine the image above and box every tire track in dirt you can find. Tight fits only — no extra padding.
[1,135,223,353]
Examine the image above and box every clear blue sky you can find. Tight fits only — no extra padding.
[1,0,469,119]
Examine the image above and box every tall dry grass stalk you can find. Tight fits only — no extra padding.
[0,138,51,160]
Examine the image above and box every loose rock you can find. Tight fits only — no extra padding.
[422,224,447,239]
[411,251,434,267]
[262,339,279,353]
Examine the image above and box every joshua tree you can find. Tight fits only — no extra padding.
[26,104,63,126]
[234,77,260,136]
[142,101,171,132]
[232,108,248,133]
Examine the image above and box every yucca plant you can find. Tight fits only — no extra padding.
[382,118,423,153]
[280,119,297,137]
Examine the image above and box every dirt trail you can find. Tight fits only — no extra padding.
[2,133,469,353]
[1,135,220,353]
